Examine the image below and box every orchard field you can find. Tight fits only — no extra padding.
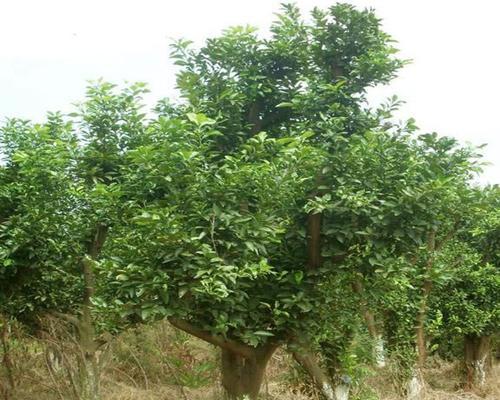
[0,3,498,400]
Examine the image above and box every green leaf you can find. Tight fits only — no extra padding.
[186,113,215,127]
[253,331,274,337]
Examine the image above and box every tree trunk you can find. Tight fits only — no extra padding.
[373,334,386,368]
[221,345,276,400]
[352,279,386,368]
[292,349,335,400]
[414,231,438,369]
[77,306,100,400]
[168,318,278,400]
[415,279,431,369]
[75,225,108,400]
[0,317,15,400]
[335,383,350,400]
[464,334,491,389]
[79,355,100,400]
[412,279,431,400]
[307,212,322,270]
[361,307,386,368]
[406,368,424,400]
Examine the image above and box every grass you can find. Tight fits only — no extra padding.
[1,320,498,399]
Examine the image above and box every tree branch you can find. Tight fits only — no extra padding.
[168,318,255,359]
[352,277,379,339]
[248,102,263,134]
[82,224,108,306]
[307,212,322,270]
[50,312,81,328]
[291,342,335,400]
[87,224,109,259]
[435,220,460,252]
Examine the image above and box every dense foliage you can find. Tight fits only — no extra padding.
[0,3,498,400]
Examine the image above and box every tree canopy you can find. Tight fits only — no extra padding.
[0,3,497,400]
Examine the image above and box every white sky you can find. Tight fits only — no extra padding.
[0,0,498,184]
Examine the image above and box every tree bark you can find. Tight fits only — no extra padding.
[352,278,386,368]
[415,230,436,368]
[406,368,424,400]
[303,209,342,399]
[50,225,108,400]
[464,334,491,389]
[335,383,350,400]
[74,224,108,400]
[169,318,277,399]
[248,102,263,134]
[79,355,100,400]
[372,334,386,369]
[0,316,15,400]
[292,348,335,400]
[415,279,432,369]
[221,344,277,400]
[307,212,322,271]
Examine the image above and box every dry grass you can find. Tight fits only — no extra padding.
[368,360,500,400]
[1,321,498,400]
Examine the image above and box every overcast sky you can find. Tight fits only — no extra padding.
[1,0,498,183]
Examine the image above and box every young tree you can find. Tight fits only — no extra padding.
[384,135,480,400]
[305,124,480,399]
[431,245,499,389]
[430,186,499,388]
[0,82,149,400]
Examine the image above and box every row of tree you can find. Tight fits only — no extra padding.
[0,3,498,400]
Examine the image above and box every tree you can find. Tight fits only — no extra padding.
[170,3,404,146]
[0,3,490,400]
[303,120,480,398]
[97,3,404,399]
[429,186,499,389]
[0,82,149,400]
[105,112,322,399]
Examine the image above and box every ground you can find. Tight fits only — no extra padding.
[2,320,498,400]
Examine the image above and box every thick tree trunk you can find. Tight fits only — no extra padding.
[319,339,353,400]
[221,345,276,400]
[168,318,278,400]
[79,355,100,400]
[464,335,491,389]
[78,301,100,400]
